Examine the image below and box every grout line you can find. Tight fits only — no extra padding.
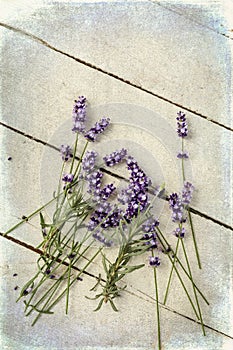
[0,21,232,133]
[1,230,233,339]
[134,289,233,340]
[148,0,233,41]
[0,231,98,280]
[0,121,59,151]
[1,121,232,231]
[189,207,233,231]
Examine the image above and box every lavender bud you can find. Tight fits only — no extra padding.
[103,148,127,167]
[149,256,161,267]
[72,96,87,133]
[84,118,110,142]
[176,111,188,138]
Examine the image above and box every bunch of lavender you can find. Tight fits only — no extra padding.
[4,99,208,350]
[4,96,114,325]
[86,154,161,311]
[162,111,205,337]
[88,111,208,350]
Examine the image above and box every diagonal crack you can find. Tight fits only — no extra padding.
[1,121,232,231]
[1,230,233,340]
[0,21,232,133]
[149,0,233,41]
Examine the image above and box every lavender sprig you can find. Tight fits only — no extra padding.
[84,118,110,142]
[5,98,207,349]
[87,215,151,312]
[72,96,87,133]
[151,250,161,350]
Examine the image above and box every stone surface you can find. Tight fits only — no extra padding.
[0,128,233,346]
[0,1,232,349]
[1,238,233,350]
[0,0,232,128]
[0,32,232,226]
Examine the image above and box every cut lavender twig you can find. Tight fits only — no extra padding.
[180,238,206,335]
[164,112,202,305]
[188,209,202,269]
[12,96,115,324]
[163,239,180,305]
[177,111,201,269]
[157,227,208,305]
[151,251,161,350]
[88,216,150,312]
[6,97,208,347]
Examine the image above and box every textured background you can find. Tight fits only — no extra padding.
[0,1,232,349]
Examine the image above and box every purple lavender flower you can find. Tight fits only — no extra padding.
[143,232,158,249]
[177,151,189,159]
[149,256,161,267]
[118,188,134,205]
[92,231,113,247]
[142,217,159,233]
[87,202,113,231]
[101,208,123,229]
[176,111,188,138]
[141,219,159,249]
[88,202,122,231]
[72,96,87,133]
[82,151,98,173]
[169,193,184,222]
[99,184,116,201]
[60,144,73,161]
[84,117,110,142]
[103,148,127,167]
[86,171,103,193]
[122,157,150,222]
[182,181,194,205]
[173,227,186,238]
[62,173,74,183]
[23,285,33,296]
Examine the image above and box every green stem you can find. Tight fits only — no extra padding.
[157,227,209,305]
[180,239,205,335]
[24,222,79,312]
[163,239,180,305]
[31,248,102,325]
[31,279,63,326]
[73,140,89,180]
[56,161,66,212]
[188,210,202,269]
[181,138,201,270]
[152,251,161,350]
[181,138,185,181]
[4,196,60,236]
[69,133,79,174]
[66,261,72,314]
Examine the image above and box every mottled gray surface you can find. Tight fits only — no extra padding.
[0,1,232,349]
[0,1,232,128]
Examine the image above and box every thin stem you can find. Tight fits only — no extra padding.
[73,140,89,180]
[181,137,201,270]
[31,248,102,325]
[24,223,79,313]
[31,279,63,326]
[181,138,185,181]
[56,161,66,212]
[152,251,161,350]
[4,196,60,236]
[69,133,79,174]
[180,239,206,335]
[66,260,72,314]
[188,210,202,269]
[163,239,180,305]
[157,227,209,305]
